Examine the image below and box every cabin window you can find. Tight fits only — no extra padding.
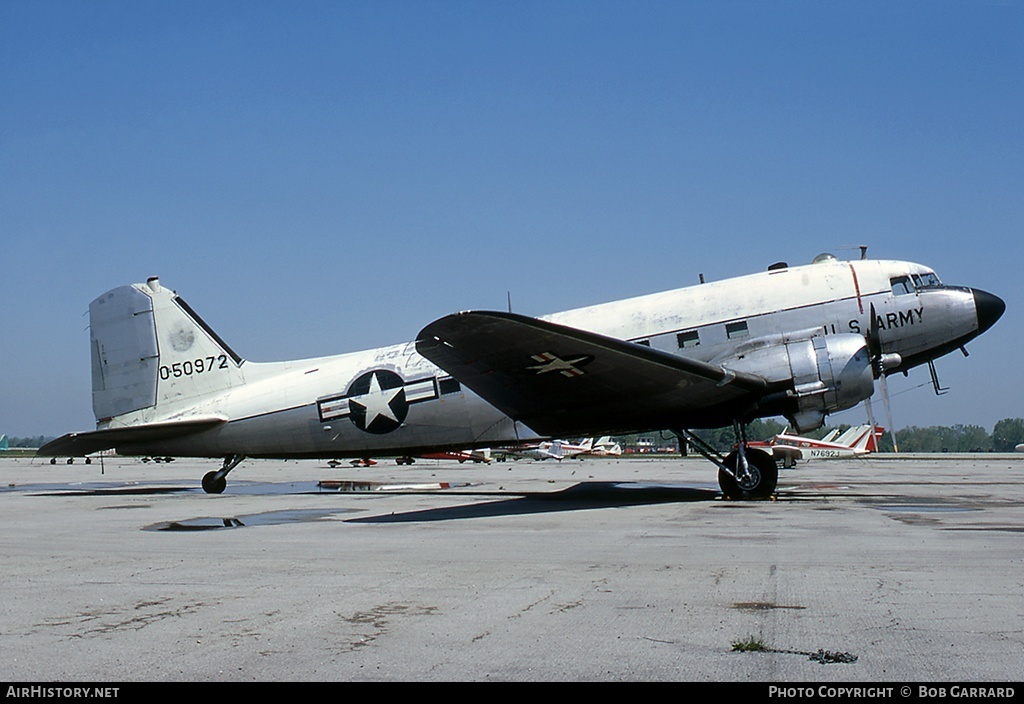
[438,377,461,395]
[677,330,700,349]
[726,321,749,339]
[635,339,650,347]
[890,276,914,295]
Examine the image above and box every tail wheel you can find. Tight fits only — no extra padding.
[719,447,778,500]
[202,471,227,494]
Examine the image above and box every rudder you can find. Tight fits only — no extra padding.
[90,277,244,424]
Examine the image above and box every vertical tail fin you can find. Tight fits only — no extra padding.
[864,426,884,453]
[819,428,841,443]
[90,277,244,425]
[844,425,882,453]
[829,426,859,446]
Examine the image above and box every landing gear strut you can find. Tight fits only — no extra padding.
[202,454,245,494]
[674,423,778,500]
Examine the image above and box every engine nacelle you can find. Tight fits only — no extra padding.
[716,332,875,433]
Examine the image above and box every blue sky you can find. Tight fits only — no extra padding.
[2,0,1021,439]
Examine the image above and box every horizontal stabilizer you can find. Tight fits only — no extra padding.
[37,416,227,457]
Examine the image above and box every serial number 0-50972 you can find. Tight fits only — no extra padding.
[159,355,229,380]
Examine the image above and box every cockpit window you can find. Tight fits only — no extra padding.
[892,271,942,295]
[890,276,914,295]
[912,271,942,288]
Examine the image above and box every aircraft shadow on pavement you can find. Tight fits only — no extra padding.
[348,481,719,523]
[23,484,193,497]
[15,479,718,531]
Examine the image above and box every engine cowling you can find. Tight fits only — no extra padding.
[715,333,875,433]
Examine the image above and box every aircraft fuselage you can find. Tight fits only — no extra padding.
[46,255,1003,462]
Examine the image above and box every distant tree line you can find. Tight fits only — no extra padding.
[883,418,1024,453]
[6,436,53,449]
[622,418,1024,454]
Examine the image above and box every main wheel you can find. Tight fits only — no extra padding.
[718,447,778,500]
[202,471,227,494]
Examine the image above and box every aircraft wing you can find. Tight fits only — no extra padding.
[416,311,770,437]
[37,416,226,457]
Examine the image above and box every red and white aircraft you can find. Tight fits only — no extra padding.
[583,436,623,457]
[768,424,883,467]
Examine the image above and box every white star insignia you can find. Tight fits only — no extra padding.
[350,372,402,425]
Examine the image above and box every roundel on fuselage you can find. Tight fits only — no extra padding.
[346,370,408,434]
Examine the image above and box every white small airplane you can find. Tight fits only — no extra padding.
[585,436,623,457]
[505,439,593,461]
[540,438,594,461]
[768,424,883,467]
[38,253,1004,499]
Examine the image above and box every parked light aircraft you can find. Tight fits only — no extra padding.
[38,254,1004,499]
[585,436,623,457]
[495,439,591,461]
[768,424,882,468]
[535,438,594,461]
[418,449,492,464]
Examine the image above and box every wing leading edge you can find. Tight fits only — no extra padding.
[416,311,771,437]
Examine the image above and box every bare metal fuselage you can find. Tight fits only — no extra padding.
[50,256,1002,461]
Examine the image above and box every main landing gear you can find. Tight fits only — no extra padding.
[202,454,245,494]
[674,423,778,500]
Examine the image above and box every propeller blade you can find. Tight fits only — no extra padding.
[867,303,883,378]
[864,302,900,451]
[864,397,878,440]
[878,374,899,453]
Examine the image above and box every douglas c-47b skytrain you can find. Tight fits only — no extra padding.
[39,253,1004,499]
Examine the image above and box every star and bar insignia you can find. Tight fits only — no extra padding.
[526,351,593,378]
[318,370,437,434]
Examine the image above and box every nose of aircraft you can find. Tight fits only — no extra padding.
[973,288,1005,335]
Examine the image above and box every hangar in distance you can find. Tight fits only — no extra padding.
[39,253,1004,499]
